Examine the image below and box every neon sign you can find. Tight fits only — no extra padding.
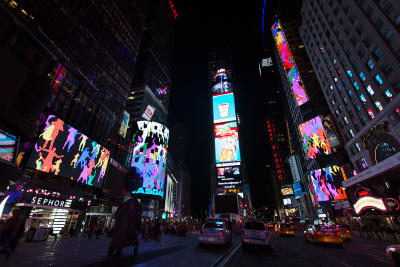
[271,20,308,106]
[266,119,285,180]
[353,196,387,214]
[169,1,177,19]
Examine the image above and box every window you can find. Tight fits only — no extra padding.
[367,108,375,119]
[348,89,354,98]
[375,17,384,31]
[355,122,361,132]
[351,35,358,45]
[354,102,360,111]
[366,6,373,18]
[353,81,359,90]
[361,116,368,126]
[374,48,382,59]
[344,116,349,124]
[346,49,352,57]
[342,78,348,86]
[376,74,384,84]
[359,72,366,81]
[367,59,374,69]
[338,86,343,93]
[357,24,364,34]
[385,30,395,45]
[376,143,396,163]
[334,77,338,82]
[385,4,393,15]
[385,89,393,101]
[375,101,383,111]
[331,99,335,106]
[360,94,367,104]
[355,142,361,151]
[349,109,354,118]
[365,35,373,47]
[356,157,368,171]
[338,104,343,112]
[366,85,375,95]
[352,60,359,69]
[395,79,400,90]
[347,70,353,77]
[358,46,366,57]
[343,97,348,105]
[349,129,354,137]
[335,109,340,116]
[383,63,393,75]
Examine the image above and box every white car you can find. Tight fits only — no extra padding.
[198,220,232,246]
[241,219,271,250]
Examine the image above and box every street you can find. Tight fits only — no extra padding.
[226,229,393,267]
[0,229,396,266]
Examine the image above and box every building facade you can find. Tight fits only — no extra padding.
[300,0,400,218]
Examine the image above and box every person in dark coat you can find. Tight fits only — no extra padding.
[0,209,21,260]
[8,218,25,252]
[88,222,95,239]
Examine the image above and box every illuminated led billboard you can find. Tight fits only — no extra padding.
[309,165,347,202]
[213,93,237,123]
[212,68,233,95]
[271,20,308,106]
[299,116,332,159]
[216,165,243,189]
[214,121,241,163]
[0,132,16,162]
[281,187,294,196]
[131,121,169,198]
[27,116,109,188]
[322,115,341,148]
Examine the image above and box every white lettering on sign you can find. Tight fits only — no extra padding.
[132,187,163,197]
[353,196,387,214]
[31,197,69,207]
[289,155,300,182]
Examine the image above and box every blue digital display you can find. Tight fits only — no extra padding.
[293,182,302,198]
[213,93,236,124]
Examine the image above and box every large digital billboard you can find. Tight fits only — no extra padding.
[0,131,16,162]
[26,116,109,188]
[271,20,308,106]
[213,93,236,123]
[217,165,243,189]
[309,165,347,203]
[299,116,332,159]
[214,121,241,163]
[212,68,233,95]
[131,121,169,198]
[322,115,342,148]
[281,187,294,196]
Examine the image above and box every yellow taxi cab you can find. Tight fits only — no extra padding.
[304,225,343,246]
[274,223,279,233]
[335,226,351,241]
[290,223,297,230]
[277,223,294,237]
[267,222,274,229]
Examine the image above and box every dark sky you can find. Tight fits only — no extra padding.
[167,0,270,216]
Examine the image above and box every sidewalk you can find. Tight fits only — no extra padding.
[0,232,241,267]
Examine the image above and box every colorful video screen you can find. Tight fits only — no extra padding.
[212,68,233,95]
[308,181,317,206]
[309,165,347,202]
[216,165,243,189]
[213,93,237,123]
[271,20,308,106]
[0,132,16,162]
[131,121,169,198]
[283,198,292,205]
[281,187,294,196]
[27,116,109,188]
[214,121,241,163]
[299,116,332,159]
[322,116,341,148]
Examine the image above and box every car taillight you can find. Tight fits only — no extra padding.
[199,229,202,233]
[316,231,321,235]
[290,226,292,229]
[266,232,270,237]
[220,230,225,235]
[337,232,341,235]
[241,230,245,235]
[347,231,350,233]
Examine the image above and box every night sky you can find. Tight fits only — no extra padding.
[167,0,271,216]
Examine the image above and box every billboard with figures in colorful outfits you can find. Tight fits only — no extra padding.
[27,116,110,188]
[299,116,332,159]
[309,165,347,203]
[131,121,169,198]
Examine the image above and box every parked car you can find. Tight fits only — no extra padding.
[277,223,294,237]
[304,225,343,246]
[242,219,271,250]
[198,220,231,247]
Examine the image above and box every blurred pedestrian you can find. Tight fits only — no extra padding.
[96,222,103,239]
[9,218,25,252]
[0,209,21,260]
[145,221,150,241]
[88,221,95,239]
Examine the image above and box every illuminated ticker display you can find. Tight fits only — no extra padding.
[271,20,308,106]
[266,119,285,180]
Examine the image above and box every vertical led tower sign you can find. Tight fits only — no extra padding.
[271,20,309,106]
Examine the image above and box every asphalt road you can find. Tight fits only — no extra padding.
[225,229,394,267]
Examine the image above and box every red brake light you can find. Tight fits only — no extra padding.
[199,229,202,233]
[241,230,245,235]
[266,232,270,237]
[347,231,349,233]
[220,230,225,235]
[316,231,321,235]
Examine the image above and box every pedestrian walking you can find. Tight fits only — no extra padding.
[88,222,95,239]
[0,209,21,260]
[145,221,150,241]
[96,222,103,239]
[227,219,233,238]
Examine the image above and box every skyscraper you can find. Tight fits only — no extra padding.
[300,0,400,216]
[126,0,176,136]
